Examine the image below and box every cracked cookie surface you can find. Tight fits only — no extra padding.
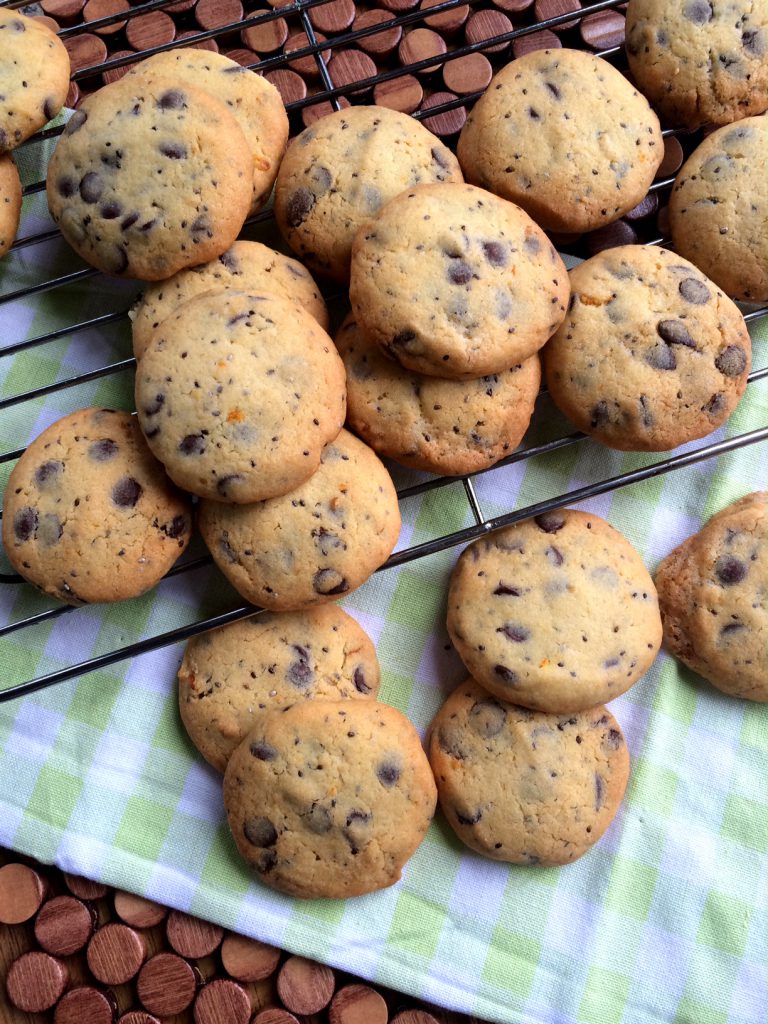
[447,509,662,712]
[655,492,767,701]
[428,679,630,865]
[178,605,380,772]
[545,245,751,451]
[2,408,192,605]
[223,700,437,898]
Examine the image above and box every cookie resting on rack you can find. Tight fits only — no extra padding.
[223,700,437,898]
[428,679,630,866]
[0,153,22,259]
[655,492,767,702]
[2,409,192,605]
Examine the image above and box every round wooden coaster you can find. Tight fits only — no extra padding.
[277,955,335,1015]
[465,10,513,53]
[328,49,378,94]
[40,0,83,25]
[399,28,447,74]
[420,0,469,34]
[6,951,69,1013]
[35,895,96,956]
[62,32,108,74]
[166,910,224,959]
[264,68,307,104]
[534,0,582,31]
[113,891,168,929]
[63,874,108,902]
[87,922,147,985]
[585,218,638,255]
[390,1011,442,1024]
[193,978,251,1024]
[118,1014,162,1024]
[285,30,329,77]
[54,985,117,1024]
[443,51,493,95]
[329,984,389,1024]
[0,863,48,924]
[373,73,423,113]
[137,953,199,1017]
[656,135,684,179]
[195,0,244,30]
[419,90,466,136]
[309,0,355,34]
[124,11,175,50]
[252,1011,300,1024]
[355,9,402,56]
[301,96,350,128]
[220,932,281,982]
[580,9,625,50]
[241,14,289,54]
[83,0,129,34]
[512,27,561,57]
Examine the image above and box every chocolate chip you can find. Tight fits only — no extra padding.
[448,260,473,285]
[715,345,747,378]
[219,250,239,272]
[353,666,371,694]
[304,803,333,834]
[376,760,401,787]
[684,0,712,24]
[159,142,187,159]
[310,164,332,195]
[482,241,507,267]
[494,664,518,684]
[363,184,382,212]
[157,89,186,110]
[438,727,466,759]
[112,476,143,508]
[256,850,277,873]
[743,29,766,57]
[714,555,747,585]
[191,215,211,237]
[720,622,745,637]
[287,645,313,689]
[494,582,521,596]
[595,773,605,811]
[312,568,348,596]
[703,392,726,417]
[604,728,622,750]
[219,538,238,563]
[545,81,561,99]
[64,110,87,135]
[639,394,654,428]
[591,400,610,428]
[143,393,165,416]
[57,175,76,197]
[390,329,416,349]
[250,741,278,760]
[646,343,677,371]
[13,507,38,542]
[469,699,506,738]
[535,512,565,533]
[286,187,315,228]
[100,200,122,219]
[178,433,206,455]
[79,172,103,204]
[456,809,482,826]
[524,235,541,254]
[657,320,697,349]
[89,439,119,461]
[159,515,187,539]
[545,546,564,567]
[120,211,140,231]
[38,514,63,547]
[100,149,123,170]
[243,817,278,847]
[679,278,710,304]
[497,623,530,642]
[431,146,450,171]
[35,460,63,486]
[312,527,345,555]
[216,474,244,498]
[111,246,129,275]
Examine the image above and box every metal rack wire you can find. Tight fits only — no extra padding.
[1,0,766,703]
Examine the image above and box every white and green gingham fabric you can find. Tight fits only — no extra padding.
[1,127,766,1024]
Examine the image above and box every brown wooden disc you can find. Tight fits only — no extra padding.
[241,13,289,54]
[493,0,534,10]
[62,32,108,73]
[83,0,129,34]
[118,1014,162,1024]
[328,49,377,94]
[193,978,251,1024]
[420,0,469,34]
[373,73,423,113]
[40,0,83,25]
[585,218,638,255]
[656,135,684,179]
[220,933,281,982]
[35,895,95,956]
[102,51,140,85]
[264,68,307,104]
[224,47,258,66]
[465,10,513,53]
[113,891,168,930]
[54,986,116,1024]
[442,51,492,94]
[277,956,335,1015]
[656,203,670,238]
[419,90,466,136]
[6,952,69,1013]
[285,30,329,77]
[579,9,625,50]
[137,953,198,1017]
[31,14,62,32]
[166,0,197,11]
[67,81,82,107]
[166,910,224,959]
[623,191,659,222]
[0,863,48,924]
[379,0,420,10]
[301,95,350,127]
[63,874,108,902]
[309,0,355,34]
[87,923,147,985]
[399,28,446,74]
[390,1012,442,1024]
[534,0,582,31]
[252,1011,300,1024]
[124,11,175,49]
[355,10,402,56]
[512,27,561,57]
[176,31,220,51]
[329,984,389,1024]
[195,0,244,30]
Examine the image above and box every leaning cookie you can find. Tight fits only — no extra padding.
[223,700,437,898]
[670,116,768,303]
[429,680,630,866]
[199,429,400,611]
[1,409,192,605]
[130,240,329,359]
[545,246,751,452]
[0,153,22,259]
[655,493,767,702]
[626,0,768,129]
[447,509,662,712]
[178,605,381,772]
[336,314,541,475]
[0,10,70,152]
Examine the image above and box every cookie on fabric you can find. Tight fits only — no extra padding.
[46,75,253,280]
[0,10,70,152]
[670,116,768,303]
[457,48,663,233]
[130,240,329,359]
[135,290,345,504]
[655,493,767,702]
[446,509,662,712]
[274,104,463,282]
[428,679,630,866]
[125,49,288,214]
[626,0,768,129]
[336,313,541,475]
[178,605,381,772]
[223,700,437,898]
[199,429,400,611]
[349,183,569,380]
[1,408,192,605]
[545,245,751,452]
[0,153,22,259]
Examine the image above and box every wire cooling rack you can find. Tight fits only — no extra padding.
[1,0,766,704]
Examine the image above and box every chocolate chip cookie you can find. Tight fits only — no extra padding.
[670,116,768,303]
[336,313,542,475]
[626,0,768,128]
[130,240,329,360]
[545,245,752,451]
[223,700,437,898]
[428,679,630,865]
[447,509,662,712]
[0,153,22,258]
[135,290,346,503]
[655,492,767,701]
[46,75,253,280]
[2,408,192,605]
[349,182,569,380]
[457,48,663,233]
[198,428,400,611]
[178,605,381,772]
[274,104,463,282]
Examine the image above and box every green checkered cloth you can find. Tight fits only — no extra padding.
[1,126,766,1024]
